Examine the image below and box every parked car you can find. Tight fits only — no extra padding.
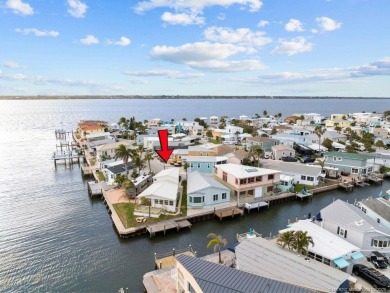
[353,264,390,290]
[281,156,298,162]
[300,157,315,164]
[368,251,388,269]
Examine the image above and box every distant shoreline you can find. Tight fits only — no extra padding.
[0,96,389,100]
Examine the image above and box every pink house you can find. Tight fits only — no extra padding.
[214,163,281,205]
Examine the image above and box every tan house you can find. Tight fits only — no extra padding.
[271,145,295,160]
[214,163,280,205]
[325,120,351,128]
[331,114,348,121]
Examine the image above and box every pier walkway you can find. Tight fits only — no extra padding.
[146,219,192,238]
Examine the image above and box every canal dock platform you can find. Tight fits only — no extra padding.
[154,246,195,269]
[146,219,192,238]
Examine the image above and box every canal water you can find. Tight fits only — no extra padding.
[0,99,389,292]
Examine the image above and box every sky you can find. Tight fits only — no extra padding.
[0,0,390,97]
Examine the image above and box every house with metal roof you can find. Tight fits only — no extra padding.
[320,199,390,254]
[187,172,230,209]
[175,254,317,293]
[323,152,373,176]
[359,197,390,231]
[214,163,280,205]
[279,219,364,274]
[137,168,180,212]
[235,236,352,292]
[262,160,324,186]
[185,156,227,173]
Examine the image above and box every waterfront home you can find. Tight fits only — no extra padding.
[185,156,227,173]
[277,175,294,192]
[246,137,279,152]
[95,141,131,163]
[132,174,153,195]
[279,219,364,274]
[137,168,180,213]
[175,254,317,293]
[262,160,324,186]
[235,237,352,292]
[214,163,280,205]
[358,197,390,231]
[271,144,295,160]
[320,199,390,254]
[85,132,116,150]
[102,161,134,185]
[323,152,373,176]
[187,172,230,209]
[77,120,107,136]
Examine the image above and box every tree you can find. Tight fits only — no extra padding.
[263,110,268,117]
[132,153,145,174]
[277,231,295,250]
[145,152,153,174]
[207,233,228,263]
[291,231,314,255]
[270,128,277,135]
[315,159,326,172]
[206,130,213,138]
[123,179,136,201]
[314,126,326,153]
[376,140,385,149]
[322,138,333,150]
[114,144,134,174]
[334,126,342,133]
[249,146,264,167]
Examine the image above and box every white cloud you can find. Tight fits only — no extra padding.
[351,57,390,77]
[129,79,148,84]
[135,0,263,13]
[285,19,304,32]
[4,61,23,69]
[203,26,271,48]
[15,28,59,37]
[315,16,342,31]
[80,35,99,45]
[217,13,226,20]
[161,11,205,25]
[187,59,266,72]
[257,20,269,27]
[272,37,313,56]
[5,0,33,15]
[107,36,131,46]
[67,0,88,18]
[124,69,204,79]
[311,29,318,34]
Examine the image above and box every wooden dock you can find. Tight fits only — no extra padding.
[87,181,102,197]
[146,219,192,238]
[214,207,244,221]
[154,246,195,269]
[367,175,384,185]
[81,165,93,176]
[244,201,269,213]
[296,191,313,201]
[339,181,354,192]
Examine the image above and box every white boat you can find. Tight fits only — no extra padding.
[237,228,261,242]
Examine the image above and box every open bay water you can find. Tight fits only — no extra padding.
[0,98,390,292]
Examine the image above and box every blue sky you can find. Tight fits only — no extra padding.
[0,0,389,96]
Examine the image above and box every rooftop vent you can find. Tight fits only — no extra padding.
[245,168,258,173]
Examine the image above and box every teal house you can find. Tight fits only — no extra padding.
[324,152,373,176]
[185,156,227,173]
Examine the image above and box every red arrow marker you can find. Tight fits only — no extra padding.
[156,129,173,163]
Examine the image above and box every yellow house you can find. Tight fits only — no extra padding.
[325,120,351,128]
[330,114,347,121]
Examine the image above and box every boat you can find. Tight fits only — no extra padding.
[236,228,261,242]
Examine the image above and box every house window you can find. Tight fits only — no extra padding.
[337,157,342,161]
[361,207,366,213]
[240,179,247,185]
[248,190,254,196]
[154,199,158,204]
[351,168,359,174]
[164,200,168,205]
[377,218,381,223]
[371,239,389,248]
[207,163,210,169]
[307,176,314,182]
[193,197,202,204]
[267,186,273,192]
[368,167,373,173]
[301,175,306,181]
[256,176,262,182]
[223,172,227,182]
[188,282,197,293]
[213,194,218,201]
[169,201,174,206]
[323,258,331,266]
[268,174,274,180]
[197,163,201,168]
[315,255,323,262]
[362,169,367,174]
[333,157,337,161]
[222,193,227,200]
[248,177,255,183]
[308,251,315,259]
[159,200,164,204]
[337,227,347,238]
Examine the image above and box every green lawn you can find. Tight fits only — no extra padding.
[96,171,105,181]
[294,184,314,193]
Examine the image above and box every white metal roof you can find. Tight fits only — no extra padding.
[187,171,230,194]
[279,219,360,260]
[153,168,179,182]
[186,156,227,163]
[137,180,178,200]
[216,163,280,179]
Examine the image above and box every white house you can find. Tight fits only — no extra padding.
[137,168,180,213]
[271,145,295,160]
[187,172,230,209]
[279,219,364,274]
[209,116,219,124]
[321,199,390,254]
[358,198,390,231]
[148,118,161,127]
[102,161,134,185]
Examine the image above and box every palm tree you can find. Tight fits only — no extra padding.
[132,153,145,174]
[145,152,153,174]
[249,146,264,167]
[292,231,314,255]
[314,126,326,154]
[315,159,326,173]
[114,144,133,174]
[207,233,228,263]
[277,231,295,250]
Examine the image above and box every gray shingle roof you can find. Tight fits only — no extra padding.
[107,163,133,174]
[360,198,390,222]
[321,199,390,235]
[176,255,315,293]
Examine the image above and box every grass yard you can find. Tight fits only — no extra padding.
[294,184,314,193]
